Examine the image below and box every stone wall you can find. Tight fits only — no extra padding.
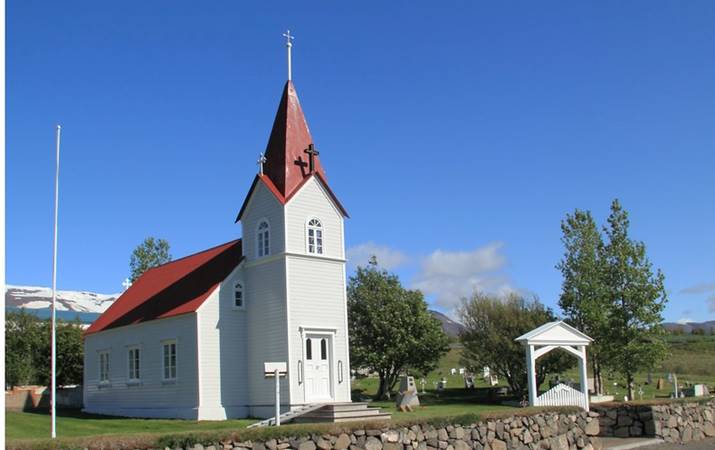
[170,411,602,450]
[592,399,715,444]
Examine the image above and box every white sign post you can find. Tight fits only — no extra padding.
[264,362,287,426]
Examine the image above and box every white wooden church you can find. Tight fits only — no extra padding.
[83,51,354,420]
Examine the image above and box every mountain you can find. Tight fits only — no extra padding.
[5,285,119,323]
[6,285,469,336]
[430,310,465,338]
[663,320,715,334]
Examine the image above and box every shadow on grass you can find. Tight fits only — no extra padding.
[16,408,201,421]
[353,387,516,406]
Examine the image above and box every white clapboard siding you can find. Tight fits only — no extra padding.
[535,383,588,410]
[285,177,344,260]
[83,314,200,419]
[242,181,286,261]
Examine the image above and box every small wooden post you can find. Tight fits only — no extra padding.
[578,345,589,410]
[274,368,280,426]
[526,344,537,406]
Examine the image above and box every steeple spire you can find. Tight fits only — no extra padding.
[283,30,294,81]
[261,80,325,197]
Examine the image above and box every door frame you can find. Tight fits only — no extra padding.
[299,326,336,403]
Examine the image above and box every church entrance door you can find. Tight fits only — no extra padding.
[304,333,333,402]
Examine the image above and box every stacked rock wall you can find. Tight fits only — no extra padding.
[592,399,715,444]
[169,411,601,450]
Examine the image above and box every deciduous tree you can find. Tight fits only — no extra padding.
[459,292,574,397]
[129,237,171,282]
[557,209,609,394]
[601,199,667,400]
[348,259,450,400]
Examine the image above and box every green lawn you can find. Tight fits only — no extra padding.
[5,409,254,441]
[7,335,713,445]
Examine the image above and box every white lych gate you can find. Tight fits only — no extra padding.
[515,321,593,411]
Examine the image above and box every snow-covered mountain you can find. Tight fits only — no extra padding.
[5,285,119,314]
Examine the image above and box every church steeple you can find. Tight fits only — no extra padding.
[262,80,326,198]
[236,33,347,223]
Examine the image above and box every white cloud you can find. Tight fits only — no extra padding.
[676,317,694,325]
[411,242,516,313]
[346,242,409,270]
[680,281,715,313]
[680,282,715,295]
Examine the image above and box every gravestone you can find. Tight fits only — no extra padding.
[656,378,665,390]
[464,375,475,389]
[395,376,420,411]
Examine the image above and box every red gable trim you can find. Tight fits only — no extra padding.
[85,240,243,335]
[235,173,348,223]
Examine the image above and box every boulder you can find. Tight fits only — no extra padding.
[584,420,599,436]
[365,437,383,450]
[335,435,351,450]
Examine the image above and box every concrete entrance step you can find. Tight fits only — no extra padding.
[294,403,391,424]
[247,402,391,427]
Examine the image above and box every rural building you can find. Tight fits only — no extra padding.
[83,76,352,420]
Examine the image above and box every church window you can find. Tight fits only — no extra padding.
[234,282,244,309]
[257,220,270,257]
[307,218,323,255]
[306,338,313,360]
[320,338,327,360]
[128,347,141,381]
[162,340,177,381]
[99,351,110,383]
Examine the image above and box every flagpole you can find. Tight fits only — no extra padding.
[51,124,61,439]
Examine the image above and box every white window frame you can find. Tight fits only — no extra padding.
[233,280,245,310]
[306,217,324,255]
[256,219,270,258]
[98,350,110,384]
[162,339,178,382]
[127,345,141,383]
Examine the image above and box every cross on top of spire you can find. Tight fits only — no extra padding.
[283,30,295,81]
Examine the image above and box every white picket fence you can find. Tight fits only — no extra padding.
[535,383,588,410]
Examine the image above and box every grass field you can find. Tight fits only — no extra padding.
[6,334,714,444]
[352,335,715,403]
[5,409,254,441]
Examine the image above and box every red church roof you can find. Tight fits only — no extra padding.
[263,80,326,197]
[236,81,348,221]
[85,240,243,335]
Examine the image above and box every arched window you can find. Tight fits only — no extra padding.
[257,220,270,257]
[234,282,244,309]
[306,338,313,360]
[307,218,323,255]
[320,338,327,360]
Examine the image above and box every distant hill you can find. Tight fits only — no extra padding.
[430,310,465,338]
[663,320,715,334]
[6,284,467,337]
[5,285,118,323]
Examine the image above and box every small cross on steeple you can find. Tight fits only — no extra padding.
[122,278,132,291]
[283,30,295,81]
[257,153,267,176]
[304,143,320,173]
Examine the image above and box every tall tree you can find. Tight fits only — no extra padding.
[601,199,667,400]
[348,259,450,400]
[5,310,43,387]
[129,237,171,282]
[5,310,85,388]
[556,209,609,395]
[459,292,574,397]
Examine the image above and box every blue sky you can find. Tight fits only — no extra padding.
[7,1,715,322]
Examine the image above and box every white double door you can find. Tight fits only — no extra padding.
[303,333,333,402]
